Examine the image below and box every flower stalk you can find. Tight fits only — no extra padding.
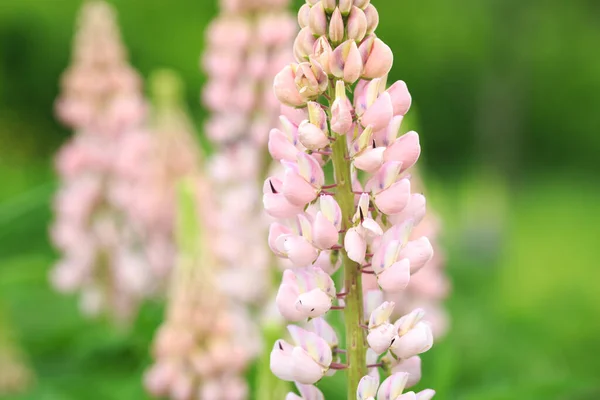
[331,112,368,396]
[266,1,439,399]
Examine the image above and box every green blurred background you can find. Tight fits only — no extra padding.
[1,0,599,399]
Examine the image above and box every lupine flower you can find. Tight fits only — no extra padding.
[389,309,434,360]
[357,373,435,400]
[145,181,260,400]
[267,1,439,398]
[50,1,163,323]
[286,382,325,400]
[202,0,296,306]
[276,267,336,321]
[270,325,333,384]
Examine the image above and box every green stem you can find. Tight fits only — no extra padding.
[331,128,367,398]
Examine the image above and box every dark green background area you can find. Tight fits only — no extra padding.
[1,0,599,399]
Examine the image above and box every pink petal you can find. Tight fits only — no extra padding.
[283,169,318,206]
[276,283,305,321]
[357,375,380,400]
[274,65,305,107]
[361,37,393,80]
[285,236,319,267]
[291,347,326,384]
[270,340,296,381]
[399,237,434,274]
[361,92,393,132]
[296,288,333,318]
[344,227,367,263]
[384,131,421,172]
[367,323,396,354]
[354,147,385,172]
[377,372,409,400]
[269,128,300,161]
[387,80,412,116]
[375,179,411,215]
[269,223,293,257]
[312,211,340,250]
[377,259,411,293]
[390,322,433,360]
[298,121,330,150]
[391,356,422,389]
[388,194,427,227]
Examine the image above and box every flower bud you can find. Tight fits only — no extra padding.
[298,4,311,28]
[329,8,345,45]
[309,1,328,36]
[364,4,379,35]
[295,60,328,100]
[331,80,354,134]
[322,0,336,13]
[294,27,317,62]
[347,6,368,42]
[340,0,353,15]
[330,40,364,84]
[299,120,329,150]
[354,0,371,9]
[313,36,333,75]
[274,64,306,107]
[359,35,393,79]
[308,101,328,131]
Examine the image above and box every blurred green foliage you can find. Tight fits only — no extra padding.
[1,0,599,399]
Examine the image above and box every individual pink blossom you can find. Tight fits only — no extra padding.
[270,325,333,384]
[276,267,336,321]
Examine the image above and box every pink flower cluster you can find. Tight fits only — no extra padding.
[265,0,438,397]
[202,0,296,304]
[145,179,260,400]
[376,174,451,339]
[51,2,196,323]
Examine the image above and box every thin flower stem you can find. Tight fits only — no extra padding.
[322,184,338,189]
[329,362,348,370]
[336,291,348,298]
[331,305,346,310]
[366,363,384,369]
[361,269,375,275]
[329,86,367,400]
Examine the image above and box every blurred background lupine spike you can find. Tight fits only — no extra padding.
[201,0,297,398]
[144,177,260,400]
